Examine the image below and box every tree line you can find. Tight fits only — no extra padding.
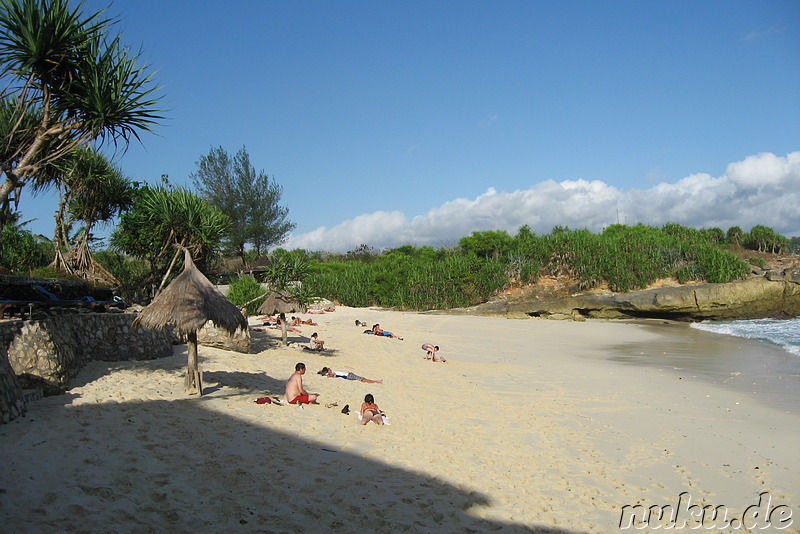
[0,0,293,296]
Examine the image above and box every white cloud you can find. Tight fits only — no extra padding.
[478,114,497,128]
[745,26,784,41]
[282,151,800,253]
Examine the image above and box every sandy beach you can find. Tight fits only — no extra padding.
[2,307,798,533]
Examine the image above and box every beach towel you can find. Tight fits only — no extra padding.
[354,411,390,425]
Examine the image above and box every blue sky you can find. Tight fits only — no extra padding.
[19,0,800,252]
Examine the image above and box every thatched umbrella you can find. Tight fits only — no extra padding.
[258,290,306,346]
[133,249,247,395]
[257,290,306,316]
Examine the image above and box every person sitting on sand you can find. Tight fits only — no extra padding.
[285,362,318,405]
[422,343,445,362]
[317,367,382,384]
[372,323,402,340]
[359,393,384,426]
[304,332,325,351]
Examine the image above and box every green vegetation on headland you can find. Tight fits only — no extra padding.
[300,223,790,310]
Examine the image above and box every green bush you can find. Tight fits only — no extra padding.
[693,245,750,283]
[226,275,266,316]
[748,257,767,269]
[28,266,78,280]
[675,264,704,284]
[93,250,150,300]
[306,250,506,310]
[1,224,53,274]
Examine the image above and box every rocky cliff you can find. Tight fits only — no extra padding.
[457,265,800,321]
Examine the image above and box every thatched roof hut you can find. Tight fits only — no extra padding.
[134,249,246,335]
[258,290,306,316]
[133,249,246,395]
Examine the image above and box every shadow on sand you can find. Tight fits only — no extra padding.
[3,374,581,533]
[248,329,339,357]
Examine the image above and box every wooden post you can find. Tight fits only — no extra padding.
[186,330,203,396]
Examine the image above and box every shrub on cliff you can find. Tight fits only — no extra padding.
[297,222,762,310]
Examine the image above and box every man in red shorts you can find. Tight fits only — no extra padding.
[285,362,319,405]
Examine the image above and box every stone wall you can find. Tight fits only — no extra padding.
[0,313,173,423]
[0,345,25,423]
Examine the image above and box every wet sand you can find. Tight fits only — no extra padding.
[611,320,800,413]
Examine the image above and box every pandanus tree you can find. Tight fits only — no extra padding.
[133,248,246,396]
[40,145,134,284]
[0,0,162,213]
[111,184,230,297]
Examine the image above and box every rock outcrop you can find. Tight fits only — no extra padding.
[460,265,800,321]
[197,321,251,353]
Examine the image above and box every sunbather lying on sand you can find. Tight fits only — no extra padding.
[307,306,335,314]
[372,323,402,340]
[290,316,318,326]
[257,315,279,326]
[359,394,385,425]
[317,367,382,384]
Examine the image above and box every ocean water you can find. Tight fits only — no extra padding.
[691,317,800,357]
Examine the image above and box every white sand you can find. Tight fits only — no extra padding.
[1,307,798,532]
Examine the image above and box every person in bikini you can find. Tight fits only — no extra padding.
[276,313,302,333]
[422,343,446,362]
[371,323,402,340]
[285,362,318,405]
[359,393,384,425]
